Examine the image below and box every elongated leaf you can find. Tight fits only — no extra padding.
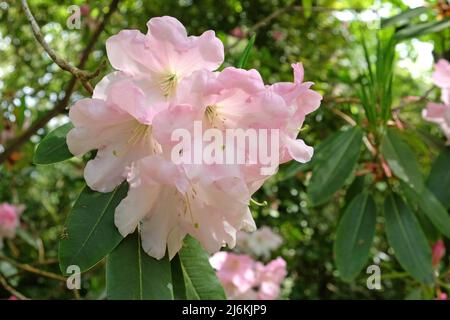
[401,182,440,242]
[171,254,186,300]
[381,7,429,28]
[427,148,450,209]
[308,127,363,206]
[178,236,226,300]
[344,175,368,205]
[106,231,173,300]
[236,34,256,69]
[34,123,74,164]
[59,182,128,274]
[395,19,450,40]
[335,192,376,281]
[384,194,433,284]
[401,182,450,238]
[381,128,424,190]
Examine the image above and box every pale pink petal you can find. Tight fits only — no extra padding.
[106,30,153,77]
[67,99,134,157]
[114,184,159,237]
[432,59,450,90]
[284,137,314,163]
[93,71,127,100]
[217,67,265,94]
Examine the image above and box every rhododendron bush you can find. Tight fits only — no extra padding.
[33,16,321,299]
[1,0,450,301]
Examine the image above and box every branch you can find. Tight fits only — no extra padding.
[0,0,120,164]
[0,275,29,300]
[0,254,66,282]
[20,0,100,93]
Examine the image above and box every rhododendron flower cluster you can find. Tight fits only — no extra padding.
[423,59,450,144]
[0,203,22,248]
[67,16,321,260]
[210,251,287,300]
[236,226,283,259]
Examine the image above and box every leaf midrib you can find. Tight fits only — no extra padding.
[68,186,120,266]
[390,197,428,280]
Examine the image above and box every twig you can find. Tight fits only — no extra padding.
[0,254,66,282]
[0,0,120,165]
[20,0,101,93]
[0,275,29,300]
[392,87,435,112]
[331,108,357,126]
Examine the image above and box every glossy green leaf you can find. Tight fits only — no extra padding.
[344,175,368,205]
[236,34,256,69]
[381,7,429,28]
[427,147,450,209]
[171,254,186,300]
[34,123,74,164]
[106,231,173,300]
[401,182,450,238]
[308,127,363,206]
[335,192,376,281]
[178,236,226,300]
[381,128,424,190]
[384,194,433,284]
[402,182,441,242]
[59,182,128,275]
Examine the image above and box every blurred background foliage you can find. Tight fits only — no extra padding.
[0,0,449,299]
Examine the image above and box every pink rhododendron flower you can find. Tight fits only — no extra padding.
[210,252,257,295]
[423,59,450,144]
[104,16,224,101]
[236,226,283,259]
[432,59,450,105]
[67,16,321,259]
[432,239,446,267]
[270,63,322,163]
[0,203,23,248]
[210,252,287,300]
[67,82,162,192]
[115,155,256,259]
[256,257,287,300]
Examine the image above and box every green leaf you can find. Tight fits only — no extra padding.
[395,19,450,40]
[401,182,450,238]
[335,192,377,281]
[381,7,429,28]
[384,194,433,284]
[106,231,173,300]
[33,123,74,165]
[344,175,368,205]
[308,127,363,206]
[381,128,424,190]
[59,182,128,275]
[427,147,450,209]
[402,183,441,242]
[236,34,256,69]
[171,254,186,300]
[178,236,226,300]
